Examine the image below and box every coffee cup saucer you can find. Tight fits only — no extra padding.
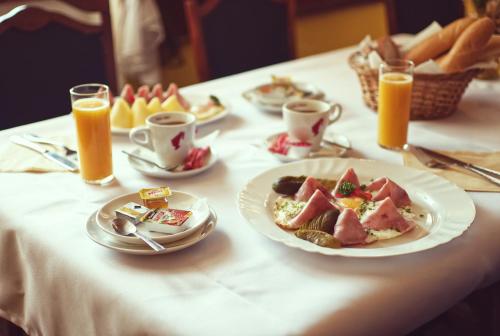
[264,132,348,163]
[127,146,218,179]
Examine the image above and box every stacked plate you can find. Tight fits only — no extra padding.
[86,191,217,255]
[242,82,325,113]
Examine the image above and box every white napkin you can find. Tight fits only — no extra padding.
[400,21,442,53]
[368,50,383,69]
[0,136,77,173]
[414,60,443,73]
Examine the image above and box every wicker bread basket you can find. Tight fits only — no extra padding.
[349,52,480,120]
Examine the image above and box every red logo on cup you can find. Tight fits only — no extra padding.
[311,118,324,136]
[171,131,185,150]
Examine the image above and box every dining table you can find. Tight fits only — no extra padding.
[1,42,500,336]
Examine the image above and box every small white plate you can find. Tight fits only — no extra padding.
[87,209,217,255]
[265,132,347,163]
[127,147,218,179]
[242,82,324,114]
[112,94,229,135]
[96,191,210,245]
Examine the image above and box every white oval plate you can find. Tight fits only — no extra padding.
[112,94,229,135]
[87,209,217,255]
[96,190,210,245]
[265,132,347,163]
[238,158,475,257]
[128,147,217,179]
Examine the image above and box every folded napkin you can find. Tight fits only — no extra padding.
[0,136,78,173]
[402,150,500,192]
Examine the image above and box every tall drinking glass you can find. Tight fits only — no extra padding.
[377,60,414,150]
[70,84,114,184]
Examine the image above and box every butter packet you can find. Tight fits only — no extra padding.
[139,187,171,208]
[115,202,149,223]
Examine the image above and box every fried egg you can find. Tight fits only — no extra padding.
[273,196,305,227]
[337,197,364,210]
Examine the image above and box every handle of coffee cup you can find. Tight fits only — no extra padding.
[328,103,342,124]
[129,127,154,151]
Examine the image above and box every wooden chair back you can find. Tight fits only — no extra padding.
[0,0,116,130]
[383,0,464,34]
[184,0,296,81]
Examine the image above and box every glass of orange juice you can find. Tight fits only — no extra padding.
[70,84,113,185]
[377,60,414,150]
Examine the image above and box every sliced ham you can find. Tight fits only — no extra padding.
[361,197,414,233]
[287,190,336,229]
[295,176,332,202]
[333,168,360,195]
[366,177,411,207]
[333,208,368,246]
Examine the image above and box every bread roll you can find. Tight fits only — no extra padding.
[438,17,495,73]
[479,35,500,61]
[405,17,477,65]
[376,36,400,61]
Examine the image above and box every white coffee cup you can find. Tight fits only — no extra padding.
[130,112,196,167]
[283,99,342,151]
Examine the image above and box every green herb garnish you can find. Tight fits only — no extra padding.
[209,95,221,106]
[338,181,356,196]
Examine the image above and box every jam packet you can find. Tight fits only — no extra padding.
[140,208,192,234]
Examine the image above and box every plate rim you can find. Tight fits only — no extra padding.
[237,157,476,257]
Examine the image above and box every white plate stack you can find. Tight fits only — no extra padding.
[86,191,217,255]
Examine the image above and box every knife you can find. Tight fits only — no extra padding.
[411,145,500,187]
[10,135,79,172]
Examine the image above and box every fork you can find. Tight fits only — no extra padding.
[23,133,77,157]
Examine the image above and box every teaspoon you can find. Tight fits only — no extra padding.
[111,217,165,252]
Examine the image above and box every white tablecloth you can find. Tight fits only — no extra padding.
[1,46,500,336]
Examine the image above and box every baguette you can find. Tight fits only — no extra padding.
[438,17,495,73]
[478,35,500,61]
[405,17,477,65]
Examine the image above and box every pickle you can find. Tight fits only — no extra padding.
[272,176,337,195]
[300,209,340,234]
[295,229,341,248]
[272,175,307,195]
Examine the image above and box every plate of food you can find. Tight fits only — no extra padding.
[242,76,324,113]
[238,158,475,257]
[111,83,228,134]
[96,189,211,245]
[87,209,217,255]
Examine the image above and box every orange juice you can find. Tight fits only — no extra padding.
[73,98,113,183]
[377,72,413,149]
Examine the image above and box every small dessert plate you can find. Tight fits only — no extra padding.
[96,190,210,245]
[87,209,217,255]
[127,146,217,179]
[265,132,348,163]
[242,82,325,114]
